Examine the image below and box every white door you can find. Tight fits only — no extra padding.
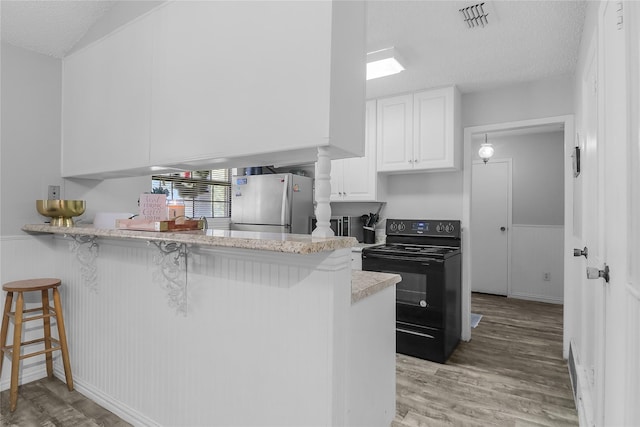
[624,3,640,424]
[599,2,631,424]
[471,159,511,295]
[575,27,606,425]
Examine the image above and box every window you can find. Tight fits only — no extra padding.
[152,169,231,218]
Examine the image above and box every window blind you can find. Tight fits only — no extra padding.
[151,169,231,218]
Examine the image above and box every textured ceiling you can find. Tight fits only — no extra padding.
[366,0,587,96]
[0,0,115,58]
[0,0,586,96]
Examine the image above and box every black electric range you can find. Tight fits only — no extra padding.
[362,219,462,363]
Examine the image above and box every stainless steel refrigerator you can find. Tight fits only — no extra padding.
[230,173,313,234]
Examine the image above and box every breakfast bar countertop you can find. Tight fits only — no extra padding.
[21,223,358,255]
[351,270,401,304]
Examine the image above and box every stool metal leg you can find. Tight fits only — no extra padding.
[41,289,53,377]
[0,291,14,377]
[52,288,73,391]
[10,292,24,412]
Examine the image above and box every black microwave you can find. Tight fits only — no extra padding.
[309,216,364,243]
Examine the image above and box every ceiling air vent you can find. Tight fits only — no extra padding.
[459,2,489,28]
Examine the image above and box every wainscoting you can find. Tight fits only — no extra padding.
[1,233,390,426]
[510,224,564,303]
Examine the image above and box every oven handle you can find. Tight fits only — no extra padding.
[396,328,435,339]
[362,253,443,264]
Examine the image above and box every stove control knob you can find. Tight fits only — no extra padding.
[398,223,406,231]
[445,223,454,233]
[419,300,427,308]
[390,223,398,232]
[436,223,444,233]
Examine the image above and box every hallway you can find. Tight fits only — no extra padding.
[394,293,578,426]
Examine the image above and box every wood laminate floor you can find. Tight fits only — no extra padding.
[1,293,577,426]
[394,293,578,427]
[0,376,131,426]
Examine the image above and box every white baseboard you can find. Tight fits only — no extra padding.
[0,366,49,391]
[53,367,160,427]
[508,292,563,304]
[569,342,596,427]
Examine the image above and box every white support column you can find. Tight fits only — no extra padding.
[313,146,334,237]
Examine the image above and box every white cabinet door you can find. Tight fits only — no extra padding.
[332,100,384,202]
[351,249,362,270]
[414,87,454,169]
[376,87,460,173]
[342,100,378,200]
[62,15,153,178]
[330,159,345,199]
[376,94,413,172]
[150,1,333,165]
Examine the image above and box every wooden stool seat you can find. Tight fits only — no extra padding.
[3,278,61,292]
[1,278,73,412]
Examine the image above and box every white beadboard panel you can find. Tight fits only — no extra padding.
[45,236,354,426]
[510,225,564,303]
[0,235,60,391]
[626,284,640,426]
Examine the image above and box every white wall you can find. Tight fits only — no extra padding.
[384,171,463,220]
[1,43,63,236]
[462,75,575,127]
[64,177,151,222]
[0,41,152,231]
[472,131,565,226]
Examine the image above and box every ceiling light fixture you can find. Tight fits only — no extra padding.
[366,47,405,80]
[478,134,494,164]
[459,2,489,28]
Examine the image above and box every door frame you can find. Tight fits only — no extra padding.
[471,158,513,297]
[461,115,575,346]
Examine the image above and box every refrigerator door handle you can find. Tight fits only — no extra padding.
[281,174,290,226]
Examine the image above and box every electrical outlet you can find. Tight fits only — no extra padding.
[543,272,551,281]
[48,185,60,200]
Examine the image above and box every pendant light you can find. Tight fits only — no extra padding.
[478,134,494,164]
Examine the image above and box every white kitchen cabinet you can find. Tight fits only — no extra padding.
[331,100,386,202]
[351,248,363,270]
[62,14,153,178]
[149,1,365,168]
[377,86,461,173]
[61,1,365,179]
[376,94,413,172]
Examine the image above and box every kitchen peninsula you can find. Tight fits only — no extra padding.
[21,224,399,426]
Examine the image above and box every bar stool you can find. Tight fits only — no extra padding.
[0,278,73,411]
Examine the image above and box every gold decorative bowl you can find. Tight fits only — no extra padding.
[36,200,86,227]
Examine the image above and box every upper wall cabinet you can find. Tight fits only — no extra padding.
[62,13,154,178]
[377,86,461,173]
[61,1,365,179]
[331,100,386,202]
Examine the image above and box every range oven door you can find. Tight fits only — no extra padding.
[362,253,445,328]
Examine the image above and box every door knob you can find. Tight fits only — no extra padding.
[500,227,506,231]
[573,247,588,258]
[587,264,610,283]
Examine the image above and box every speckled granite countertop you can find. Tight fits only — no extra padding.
[351,270,400,304]
[22,224,358,255]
